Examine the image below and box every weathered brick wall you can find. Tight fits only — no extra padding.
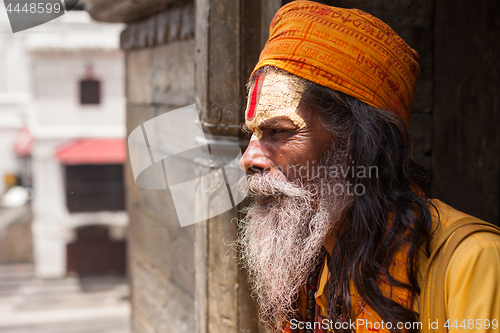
[123,2,197,332]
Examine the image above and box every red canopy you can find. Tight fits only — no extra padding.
[55,139,126,165]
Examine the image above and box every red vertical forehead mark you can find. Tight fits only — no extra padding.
[247,76,261,121]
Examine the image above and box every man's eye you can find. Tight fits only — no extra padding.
[270,129,289,135]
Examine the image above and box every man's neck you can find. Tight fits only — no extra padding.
[322,212,349,255]
[323,228,336,255]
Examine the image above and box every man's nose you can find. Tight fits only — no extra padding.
[239,140,272,174]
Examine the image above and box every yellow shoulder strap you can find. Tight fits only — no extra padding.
[420,217,500,332]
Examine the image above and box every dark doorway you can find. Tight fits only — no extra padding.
[65,164,125,213]
[66,225,126,275]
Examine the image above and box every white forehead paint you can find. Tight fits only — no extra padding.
[245,71,308,141]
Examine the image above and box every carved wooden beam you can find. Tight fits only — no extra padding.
[87,0,181,23]
[120,1,194,50]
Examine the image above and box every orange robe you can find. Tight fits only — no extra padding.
[286,199,500,333]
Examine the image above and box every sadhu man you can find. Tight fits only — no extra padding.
[237,1,500,332]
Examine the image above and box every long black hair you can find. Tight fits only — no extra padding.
[300,83,435,333]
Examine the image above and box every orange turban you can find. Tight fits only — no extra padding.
[251,1,420,124]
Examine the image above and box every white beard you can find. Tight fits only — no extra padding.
[237,148,352,331]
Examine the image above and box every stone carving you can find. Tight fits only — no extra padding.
[120,1,195,51]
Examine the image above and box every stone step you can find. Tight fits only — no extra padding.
[0,271,130,332]
[0,264,34,295]
[8,275,129,311]
[15,296,127,311]
[0,316,129,333]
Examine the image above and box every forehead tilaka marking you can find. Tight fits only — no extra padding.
[245,71,308,141]
[247,75,261,121]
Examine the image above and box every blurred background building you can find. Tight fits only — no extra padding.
[0,1,129,332]
[0,0,126,277]
[27,9,126,279]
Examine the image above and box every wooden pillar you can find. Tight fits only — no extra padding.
[194,1,281,333]
[261,0,283,48]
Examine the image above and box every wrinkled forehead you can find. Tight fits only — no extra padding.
[245,71,308,130]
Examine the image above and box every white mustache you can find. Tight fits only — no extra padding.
[239,173,311,198]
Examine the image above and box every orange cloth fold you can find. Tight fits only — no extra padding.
[252,0,421,124]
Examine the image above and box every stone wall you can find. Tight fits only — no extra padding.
[123,2,197,332]
[120,1,273,332]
